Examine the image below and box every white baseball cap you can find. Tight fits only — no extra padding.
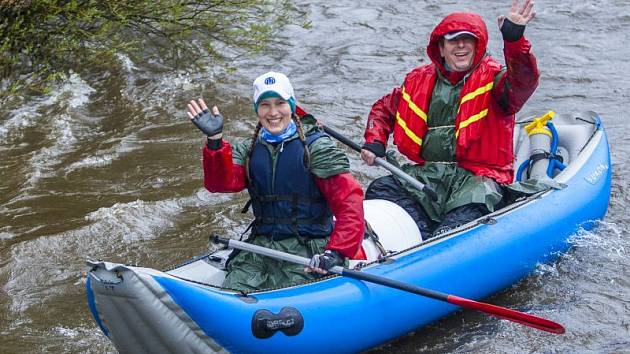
[252,71,295,104]
[443,30,477,40]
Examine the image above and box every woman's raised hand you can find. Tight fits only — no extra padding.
[187,98,223,138]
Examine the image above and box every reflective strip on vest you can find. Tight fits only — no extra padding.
[455,81,493,138]
[394,86,427,147]
[456,108,489,138]
[395,111,423,146]
[401,86,428,122]
[459,81,494,108]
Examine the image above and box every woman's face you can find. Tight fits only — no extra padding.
[257,97,293,135]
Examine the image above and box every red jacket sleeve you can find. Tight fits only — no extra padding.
[315,173,365,259]
[202,140,247,193]
[364,87,402,148]
[494,36,540,115]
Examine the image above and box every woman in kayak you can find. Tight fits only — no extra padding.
[186,71,365,291]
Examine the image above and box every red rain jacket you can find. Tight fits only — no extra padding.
[365,12,539,184]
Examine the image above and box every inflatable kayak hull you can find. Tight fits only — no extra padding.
[87,113,611,353]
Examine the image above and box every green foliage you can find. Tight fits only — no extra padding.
[0,0,304,95]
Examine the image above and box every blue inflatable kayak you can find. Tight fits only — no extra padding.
[87,111,611,354]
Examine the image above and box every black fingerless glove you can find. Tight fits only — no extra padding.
[309,250,343,271]
[191,109,224,137]
[362,141,386,157]
[500,18,526,42]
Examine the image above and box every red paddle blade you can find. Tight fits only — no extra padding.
[447,295,565,334]
[296,105,307,117]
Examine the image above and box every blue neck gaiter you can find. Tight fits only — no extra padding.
[260,120,297,143]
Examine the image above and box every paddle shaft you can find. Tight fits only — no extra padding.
[215,236,565,334]
[321,125,438,201]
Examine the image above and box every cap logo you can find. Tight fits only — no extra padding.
[264,77,276,85]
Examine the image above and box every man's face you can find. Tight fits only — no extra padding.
[439,35,477,72]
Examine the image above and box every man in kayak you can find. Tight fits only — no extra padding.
[360,0,539,238]
[186,72,365,291]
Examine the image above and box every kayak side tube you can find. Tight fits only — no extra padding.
[86,261,228,354]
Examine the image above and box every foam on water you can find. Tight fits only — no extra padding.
[64,132,141,173]
[25,113,78,185]
[64,73,96,109]
[116,53,138,73]
[0,231,15,241]
[0,74,94,143]
[0,192,214,313]
[569,221,625,259]
[84,198,184,243]
[0,104,40,142]
[2,189,232,314]
[64,153,120,172]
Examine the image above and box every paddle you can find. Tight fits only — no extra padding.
[295,106,438,201]
[214,235,566,334]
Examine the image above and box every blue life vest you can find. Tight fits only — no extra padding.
[247,132,333,240]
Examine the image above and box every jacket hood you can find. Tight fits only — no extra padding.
[427,12,489,79]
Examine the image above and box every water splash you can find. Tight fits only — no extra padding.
[25,113,79,185]
[2,189,233,313]
[0,74,95,142]
[64,133,141,173]
[85,198,184,243]
[0,231,15,241]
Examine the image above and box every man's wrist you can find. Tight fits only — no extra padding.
[362,141,386,157]
[500,18,526,42]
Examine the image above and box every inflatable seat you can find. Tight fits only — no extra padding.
[349,199,422,267]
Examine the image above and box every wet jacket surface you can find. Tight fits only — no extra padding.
[364,12,539,185]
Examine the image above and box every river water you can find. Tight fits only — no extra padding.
[1,1,628,353]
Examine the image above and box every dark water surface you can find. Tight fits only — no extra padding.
[1,1,629,353]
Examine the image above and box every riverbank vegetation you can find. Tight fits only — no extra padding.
[0,0,303,96]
